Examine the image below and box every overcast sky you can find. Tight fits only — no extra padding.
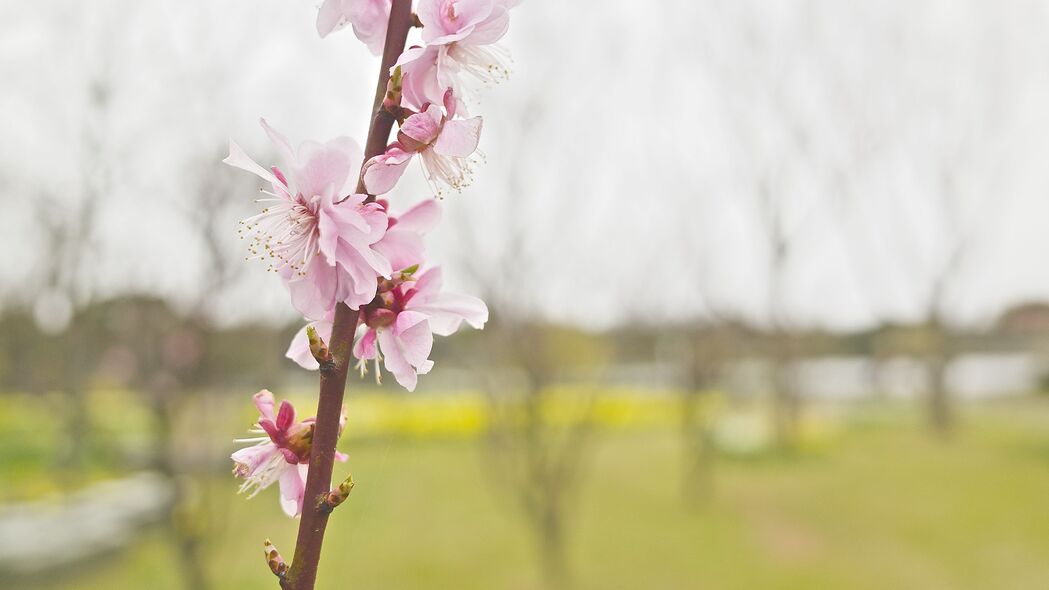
[2,0,1049,332]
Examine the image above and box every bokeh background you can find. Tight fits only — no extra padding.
[3,0,1049,588]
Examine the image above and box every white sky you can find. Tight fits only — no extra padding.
[2,0,1049,332]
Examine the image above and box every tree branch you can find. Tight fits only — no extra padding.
[280,2,413,588]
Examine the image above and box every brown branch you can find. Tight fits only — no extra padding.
[280,2,413,588]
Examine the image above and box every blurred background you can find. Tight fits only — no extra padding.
[3,0,1049,588]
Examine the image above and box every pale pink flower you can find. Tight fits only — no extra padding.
[231,390,347,517]
[224,120,391,317]
[396,0,519,109]
[363,92,482,195]
[287,199,443,370]
[316,0,392,55]
[354,267,488,391]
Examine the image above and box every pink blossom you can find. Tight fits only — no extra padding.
[231,390,348,517]
[354,267,488,391]
[316,0,392,56]
[396,0,519,109]
[287,199,443,370]
[363,92,482,195]
[224,120,392,318]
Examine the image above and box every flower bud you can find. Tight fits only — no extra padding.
[319,473,355,514]
[383,66,404,115]
[264,539,289,578]
[306,325,333,366]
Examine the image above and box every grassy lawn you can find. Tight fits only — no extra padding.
[19,397,1049,590]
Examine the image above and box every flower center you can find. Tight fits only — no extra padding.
[239,193,321,277]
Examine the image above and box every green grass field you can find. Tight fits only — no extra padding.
[16,396,1049,590]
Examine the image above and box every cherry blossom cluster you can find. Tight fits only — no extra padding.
[227,0,518,516]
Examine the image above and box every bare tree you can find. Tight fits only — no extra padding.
[706,2,823,449]
[140,152,244,590]
[858,4,1023,436]
[451,93,599,588]
[35,31,118,470]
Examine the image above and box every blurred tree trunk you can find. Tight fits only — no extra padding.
[770,330,800,450]
[135,301,211,590]
[481,324,592,590]
[151,382,211,590]
[59,320,91,471]
[770,373,793,448]
[538,496,568,590]
[680,388,716,507]
[678,330,723,507]
[926,316,952,437]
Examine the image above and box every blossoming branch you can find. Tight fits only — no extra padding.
[222,1,519,588]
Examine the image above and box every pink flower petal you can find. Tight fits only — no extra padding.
[394,199,442,233]
[326,198,373,234]
[259,118,296,164]
[363,150,414,195]
[399,109,442,146]
[410,292,489,336]
[464,5,509,45]
[293,138,361,200]
[317,199,341,266]
[336,239,390,299]
[279,464,309,517]
[353,327,379,360]
[258,419,281,442]
[393,311,434,368]
[411,267,443,299]
[317,0,391,55]
[373,228,424,272]
[231,443,278,476]
[377,329,418,391]
[419,0,494,43]
[433,116,482,158]
[350,0,392,55]
[397,46,444,110]
[223,140,279,186]
[253,390,277,421]
[276,400,295,432]
[287,257,340,319]
[317,0,351,37]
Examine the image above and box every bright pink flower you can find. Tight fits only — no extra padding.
[224,120,392,317]
[231,390,348,517]
[316,0,392,55]
[363,92,482,195]
[354,267,488,391]
[287,199,443,370]
[396,0,518,109]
